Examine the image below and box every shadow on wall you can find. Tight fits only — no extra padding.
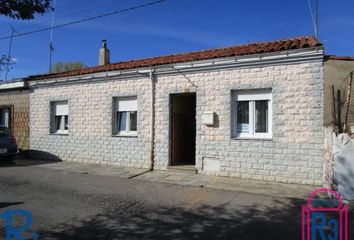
[334,154,354,200]
[212,113,220,128]
[334,134,354,200]
[39,198,354,240]
[0,150,61,168]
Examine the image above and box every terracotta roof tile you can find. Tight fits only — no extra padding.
[29,36,322,80]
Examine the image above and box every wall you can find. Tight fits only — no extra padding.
[0,90,30,150]
[30,78,152,168]
[154,61,324,185]
[30,59,324,185]
[324,59,354,128]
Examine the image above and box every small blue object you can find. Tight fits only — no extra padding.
[0,209,38,240]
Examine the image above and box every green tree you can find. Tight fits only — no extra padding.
[51,61,87,73]
[0,0,52,20]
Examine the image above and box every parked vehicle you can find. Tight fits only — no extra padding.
[0,128,17,161]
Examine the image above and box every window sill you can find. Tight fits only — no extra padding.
[112,134,138,138]
[50,133,69,136]
[231,137,273,141]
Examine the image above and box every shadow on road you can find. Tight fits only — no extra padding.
[0,150,61,168]
[0,159,61,168]
[0,202,24,209]
[39,198,349,240]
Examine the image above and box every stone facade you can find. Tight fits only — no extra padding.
[30,57,324,185]
[30,78,152,168]
[154,61,324,185]
[0,90,30,150]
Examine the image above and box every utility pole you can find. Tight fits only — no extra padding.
[314,0,318,39]
[5,26,16,81]
[49,39,54,73]
[49,0,57,73]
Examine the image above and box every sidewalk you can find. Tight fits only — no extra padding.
[30,160,316,199]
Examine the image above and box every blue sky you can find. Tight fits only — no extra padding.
[0,0,353,80]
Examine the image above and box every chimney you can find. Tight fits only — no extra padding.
[98,40,110,66]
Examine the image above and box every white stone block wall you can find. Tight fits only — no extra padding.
[30,59,324,185]
[30,78,152,168]
[154,61,324,185]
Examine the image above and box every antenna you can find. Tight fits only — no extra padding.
[49,0,57,73]
[314,0,318,38]
[5,25,16,81]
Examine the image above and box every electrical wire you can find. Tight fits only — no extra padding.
[49,0,56,44]
[307,0,316,34]
[48,0,57,73]
[0,0,167,40]
[0,0,129,35]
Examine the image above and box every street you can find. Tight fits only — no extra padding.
[0,160,351,240]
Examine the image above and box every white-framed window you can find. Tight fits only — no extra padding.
[51,101,69,135]
[113,97,137,136]
[232,89,272,139]
[0,108,10,128]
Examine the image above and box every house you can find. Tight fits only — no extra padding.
[0,79,30,151]
[26,36,327,185]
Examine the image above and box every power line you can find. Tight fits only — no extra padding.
[307,0,318,38]
[5,26,17,81]
[0,0,167,40]
[307,0,315,30]
[314,0,318,39]
[48,0,57,73]
[0,0,128,36]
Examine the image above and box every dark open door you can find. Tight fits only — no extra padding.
[170,93,196,166]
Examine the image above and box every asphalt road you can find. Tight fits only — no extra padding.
[0,160,352,240]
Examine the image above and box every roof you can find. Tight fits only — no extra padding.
[29,36,322,80]
[0,79,27,91]
[325,55,354,61]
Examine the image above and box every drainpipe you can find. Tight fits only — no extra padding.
[149,69,155,171]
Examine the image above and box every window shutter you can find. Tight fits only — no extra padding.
[117,97,137,111]
[235,89,272,101]
[55,102,68,116]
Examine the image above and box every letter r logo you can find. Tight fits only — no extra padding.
[0,209,38,240]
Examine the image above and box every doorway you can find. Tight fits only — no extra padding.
[170,93,196,166]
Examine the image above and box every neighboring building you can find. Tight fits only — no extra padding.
[27,36,326,185]
[0,79,30,151]
[322,56,354,188]
[324,56,354,130]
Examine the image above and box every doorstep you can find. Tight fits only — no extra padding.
[29,160,315,199]
[167,165,196,173]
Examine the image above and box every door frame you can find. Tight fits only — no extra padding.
[168,92,196,166]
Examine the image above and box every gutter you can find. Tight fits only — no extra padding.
[127,69,155,179]
[149,69,155,171]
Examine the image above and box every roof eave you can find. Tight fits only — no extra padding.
[28,47,324,88]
